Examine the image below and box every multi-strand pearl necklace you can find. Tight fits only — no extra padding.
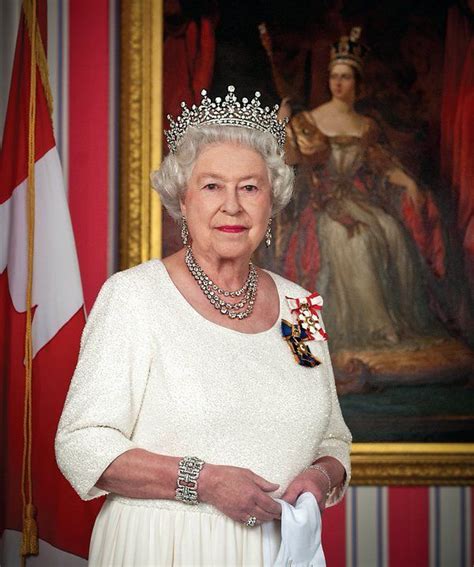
[185,246,258,320]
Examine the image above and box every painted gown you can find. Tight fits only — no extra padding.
[282,111,445,351]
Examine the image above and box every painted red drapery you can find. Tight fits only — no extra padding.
[440,5,474,281]
[163,14,216,127]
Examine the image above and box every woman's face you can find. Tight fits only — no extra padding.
[329,63,356,102]
[180,142,272,261]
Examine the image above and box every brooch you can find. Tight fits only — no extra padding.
[281,292,328,367]
[281,320,320,367]
[286,293,328,341]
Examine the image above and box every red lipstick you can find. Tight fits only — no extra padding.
[216,225,246,233]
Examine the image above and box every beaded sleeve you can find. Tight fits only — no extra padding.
[55,274,151,500]
[312,315,352,507]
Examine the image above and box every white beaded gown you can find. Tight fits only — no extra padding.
[55,260,351,566]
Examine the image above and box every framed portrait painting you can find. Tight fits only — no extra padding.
[119,0,474,484]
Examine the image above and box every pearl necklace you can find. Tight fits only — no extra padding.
[185,246,258,320]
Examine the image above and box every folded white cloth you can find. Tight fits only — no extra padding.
[262,492,326,567]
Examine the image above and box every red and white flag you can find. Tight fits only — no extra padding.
[0,1,99,563]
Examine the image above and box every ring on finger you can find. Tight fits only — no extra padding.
[245,515,257,528]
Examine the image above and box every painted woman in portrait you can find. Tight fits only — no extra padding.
[261,27,472,382]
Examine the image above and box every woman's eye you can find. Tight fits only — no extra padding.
[204,183,218,190]
[242,185,257,192]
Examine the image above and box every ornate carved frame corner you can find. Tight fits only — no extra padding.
[119,2,474,485]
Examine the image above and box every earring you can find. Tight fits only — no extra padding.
[265,218,273,248]
[181,216,189,246]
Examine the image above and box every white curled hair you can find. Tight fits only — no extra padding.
[151,124,294,221]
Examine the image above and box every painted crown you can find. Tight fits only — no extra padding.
[164,85,287,153]
[330,27,369,73]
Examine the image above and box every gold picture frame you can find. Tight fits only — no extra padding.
[119,0,474,485]
[120,0,163,269]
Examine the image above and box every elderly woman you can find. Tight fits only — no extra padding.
[56,86,351,566]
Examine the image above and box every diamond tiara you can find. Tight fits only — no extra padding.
[164,85,287,154]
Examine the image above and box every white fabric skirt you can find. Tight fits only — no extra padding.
[89,498,281,566]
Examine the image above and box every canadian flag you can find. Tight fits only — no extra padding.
[0,1,99,563]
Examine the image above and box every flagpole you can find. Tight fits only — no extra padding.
[21,0,39,561]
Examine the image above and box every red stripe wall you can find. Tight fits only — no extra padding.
[68,0,109,313]
[388,487,430,566]
[472,488,474,565]
[323,498,346,567]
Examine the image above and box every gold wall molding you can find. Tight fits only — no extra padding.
[119,3,474,485]
[351,443,474,485]
[120,0,162,269]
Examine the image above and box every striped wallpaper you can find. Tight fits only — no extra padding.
[322,486,473,566]
[0,1,472,565]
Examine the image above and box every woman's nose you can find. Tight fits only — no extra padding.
[221,188,242,215]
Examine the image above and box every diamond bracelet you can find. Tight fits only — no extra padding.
[175,456,205,505]
[307,463,333,498]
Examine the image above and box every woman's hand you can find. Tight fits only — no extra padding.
[199,464,281,525]
[278,97,293,121]
[405,179,425,212]
[281,468,331,512]
[258,23,273,57]
[387,168,425,212]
